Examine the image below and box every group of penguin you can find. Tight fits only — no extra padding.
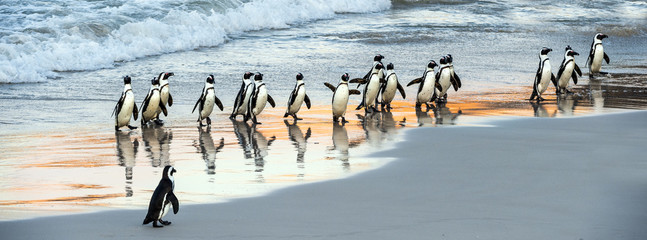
[530,33,611,101]
[113,52,464,131]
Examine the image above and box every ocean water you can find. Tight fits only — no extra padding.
[1,0,646,220]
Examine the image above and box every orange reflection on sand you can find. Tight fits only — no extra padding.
[0,193,124,206]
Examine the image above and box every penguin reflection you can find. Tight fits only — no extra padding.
[231,119,253,159]
[250,124,276,173]
[357,112,383,147]
[194,127,224,175]
[415,107,434,126]
[284,120,311,167]
[557,94,578,116]
[588,78,604,112]
[332,122,351,171]
[530,101,556,118]
[115,131,138,197]
[432,103,462,125]
[379,111,400,141]
[141,125,172,167]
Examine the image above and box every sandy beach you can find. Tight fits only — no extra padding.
[1,110,646,239]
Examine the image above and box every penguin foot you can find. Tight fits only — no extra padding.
[160,220,171,225]
[153,221,163,228]
[333,117,339,122]
[115,126,120,132]
[127,125,138,130]
[206,117,211,126]
[341,117,348,123]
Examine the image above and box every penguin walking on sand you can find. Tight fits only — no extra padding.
[434,56,459,103]
[112,76,139,131]
[247,72,276,125]
[586,33,610,75]
[407,60,438,110]
[352,63,385,113]
[324,73,361,123]
[284,73,311,121]
[192,75,224,126]
[140,77,168,126]
[379,63,406,110]
[556,46,582,94]
[446,54,462,91]
[530,47,557,102]
[143,165,179,228]
[155,72,174,124]
[230,72,255,121]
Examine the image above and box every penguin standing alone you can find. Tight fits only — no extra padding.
[230,72,255,121]
[324,73,361,123]
[530,47,557,101]
[284,73,311,121]
[379,63,406,110]
[155,72,174,124]
[586,33,610,75]
[407,60,438,110]
[192,75,224,126]
[143,165,179,228]
[140,78,168,126]
[247,72,276,124]
[112,76,139,131]
[556,46,582,94]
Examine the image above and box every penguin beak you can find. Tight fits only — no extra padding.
[602,34,608,39]
[172,168,177,175]
[573,51,579,56]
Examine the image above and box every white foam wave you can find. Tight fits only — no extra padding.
[0,0,391,83]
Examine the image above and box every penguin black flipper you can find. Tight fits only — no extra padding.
[133,102,139,120]
[530,77,538,100]
[192,92,204,113]
[349,78,366,85]
[349,89,361,95]
[571,71,578,85]
[550,74,557,88]
[435,81,443,93]
[450,76,459,91]
[304,94,311,109]
[453,73,462,88]
[267,94,276,108]
[167,191,179,214]
[232,83,246,115]
[214,95,224,111]
[396,82,406,99]
[140,92,152,115]
[167,93,173,107]
[603,53,610,64]
[112,93,125,118]
[159,101,168,116]
[574,63,582,77]
[407,78,422,87]
[556,62,566,81]
[323,82,336,92]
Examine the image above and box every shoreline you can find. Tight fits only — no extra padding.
[1,110,646,239]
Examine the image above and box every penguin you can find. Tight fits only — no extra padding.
[353,63,384,113]
[323,73,361,123]
[143,165,179,228]
[446,54,462,90]
[361,54,385,82]
[379,63,406,110]
[140,77,168,126]
[434,56,456,103]
[529,47,557,102]
[112,76,139,131]
[407,60,438,110]
[556,46,583,94]
[284,73,311,121]
[155,72,174,124]
[192,75,224,126]
[247,72,276,124]
[586,33,610,75]
[230,72,255,120]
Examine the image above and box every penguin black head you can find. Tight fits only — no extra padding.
[375,63,384,70]
[341,73,349,81]
[595,33,608,40]
[206,75,214,84]
[446,54,453,63]
[162,165,176,179]
[374,54,384,62]
[439,56,447,65]
[254,72,263,81]
[159,72,174,81]
[427,60,437,68]
[540,47,552,55]
[296,73,304,80]
[386,63,394,70]
[151,77,160,85]
[123,76,132,85]
[243,72,254,80]
[565,45,573,51]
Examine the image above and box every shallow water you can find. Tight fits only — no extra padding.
[1,0,646,220]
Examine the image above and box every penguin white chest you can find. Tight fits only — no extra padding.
[143,92,161,121]
[253,86,268,115]
[417,73,435,103]
[559,62,575,88]
[332,84,349,117]
[436,69,451,96]
[381,75,397,103]
[201,90,215,119]
[364,74,381,107]
[538,61,552,93]
[288,87,305,114]
[591,45,604,73]
[160,86,170,105]
[117,92,135,127]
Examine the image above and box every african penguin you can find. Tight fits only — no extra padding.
[556,46,583,94]
[140,77,167,126]
[446,54,462,91]
[434,56,454,103]
[586,33,610,75]
[530,47,557,102]
[379,63,406,110]
[324,73,361,123]
[230,72,255,121]
[155,72,174,124]
[112,76,139,131]
[407,60,438,110]
[192,75,224,126]
[355,63,384,113]
[247,72,276,125]
[284,73,311,121]
[143,165,179,228]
